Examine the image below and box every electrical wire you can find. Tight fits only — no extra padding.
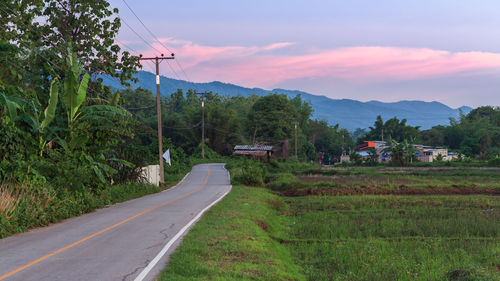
[119,16,182,81]
[121,0,190,82]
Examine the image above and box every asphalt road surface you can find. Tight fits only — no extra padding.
[0,163,231,281]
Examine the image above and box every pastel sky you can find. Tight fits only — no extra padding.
[109,0,500,108]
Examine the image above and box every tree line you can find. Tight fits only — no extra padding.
[118,88,354,164]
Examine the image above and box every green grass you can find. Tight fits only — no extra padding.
[158,186,305,281]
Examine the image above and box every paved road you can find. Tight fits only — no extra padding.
[0,163,231,281]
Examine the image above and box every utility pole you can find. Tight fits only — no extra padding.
[139,53,175,185]
[196,91,209,158]
[294,121,298,160]
[342,132,345,156]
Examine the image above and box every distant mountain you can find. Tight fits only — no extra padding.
[101,71,472,131]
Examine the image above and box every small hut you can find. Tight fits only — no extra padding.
[233,145,273,162]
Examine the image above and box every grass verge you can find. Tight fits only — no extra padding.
[157,185,305,281]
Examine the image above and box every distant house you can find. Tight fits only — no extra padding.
[233,145,273,162]
[414,145,458,162]
[357,140,459,163]
[358,141,391,162]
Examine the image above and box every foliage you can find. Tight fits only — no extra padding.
[1,0,141,89]
[383,138,417,166]
[247,94,298,143]
[120,88,349,162]
[228,158,266,186]
[349,150,362,165]
[364,115,420,143]
[420,106,500,159]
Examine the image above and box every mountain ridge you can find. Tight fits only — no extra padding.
[101,71,472,131]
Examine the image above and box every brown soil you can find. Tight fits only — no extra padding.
[298,175,419,185]
[253,219,269,231]
[267,198,285,211]
[282,185,500,197]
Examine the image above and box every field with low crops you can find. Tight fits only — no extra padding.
[288,167,500,196]
[282,195,500,280]
[160,164,500,281]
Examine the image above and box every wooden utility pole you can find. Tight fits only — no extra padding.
[294,121,298,159]
[342,132,345,156]
[139,53,175,185]
[196,91,209,158]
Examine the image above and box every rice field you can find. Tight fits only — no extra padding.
[283,196,500,281]
[161,165,500,280]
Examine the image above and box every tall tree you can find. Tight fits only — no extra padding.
[1,0,140,95]
[365,115,420,142]
[247,94,297,144]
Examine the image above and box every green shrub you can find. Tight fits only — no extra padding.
[229,158,266,186]
[266,173,305,191]
[487,157,500,167]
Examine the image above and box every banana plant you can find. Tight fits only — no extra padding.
[18,79,60,155]
[40,79,59,133]
[0,92,21,123]
[63,44,90,135]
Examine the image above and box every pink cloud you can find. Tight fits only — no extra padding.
[135,39,500,87]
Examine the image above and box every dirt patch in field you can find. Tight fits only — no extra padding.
[298,175,419,185]
[253,219,269,231]
[282,185,500,197]
[267,198,285,211]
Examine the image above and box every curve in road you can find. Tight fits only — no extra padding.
[0,163,231,281]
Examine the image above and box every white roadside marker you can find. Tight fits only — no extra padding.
[133,185,232,281]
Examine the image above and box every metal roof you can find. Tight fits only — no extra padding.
[233,150,269,156]
[234,145,273,151]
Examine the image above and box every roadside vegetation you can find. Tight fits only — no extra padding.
[1,1,500,278]
[160,158,500,280]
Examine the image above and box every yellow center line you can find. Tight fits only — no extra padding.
[0,167,211,280]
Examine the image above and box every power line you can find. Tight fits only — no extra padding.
[119,18,163,54]
[121,0,191,82]
[119,16,182,81]
[115,39,156,72]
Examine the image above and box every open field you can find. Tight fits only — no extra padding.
[287,166,500,196]
[284,196,500,280]
[160,164,500,280]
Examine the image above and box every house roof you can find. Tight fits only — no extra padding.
[233,150,268,156]
[234,145,273,151]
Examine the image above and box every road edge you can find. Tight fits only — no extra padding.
[133,184,233,281]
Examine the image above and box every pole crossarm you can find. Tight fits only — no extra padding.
[139,57,175,60]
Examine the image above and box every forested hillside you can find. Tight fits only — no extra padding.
[102,70,472,131]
